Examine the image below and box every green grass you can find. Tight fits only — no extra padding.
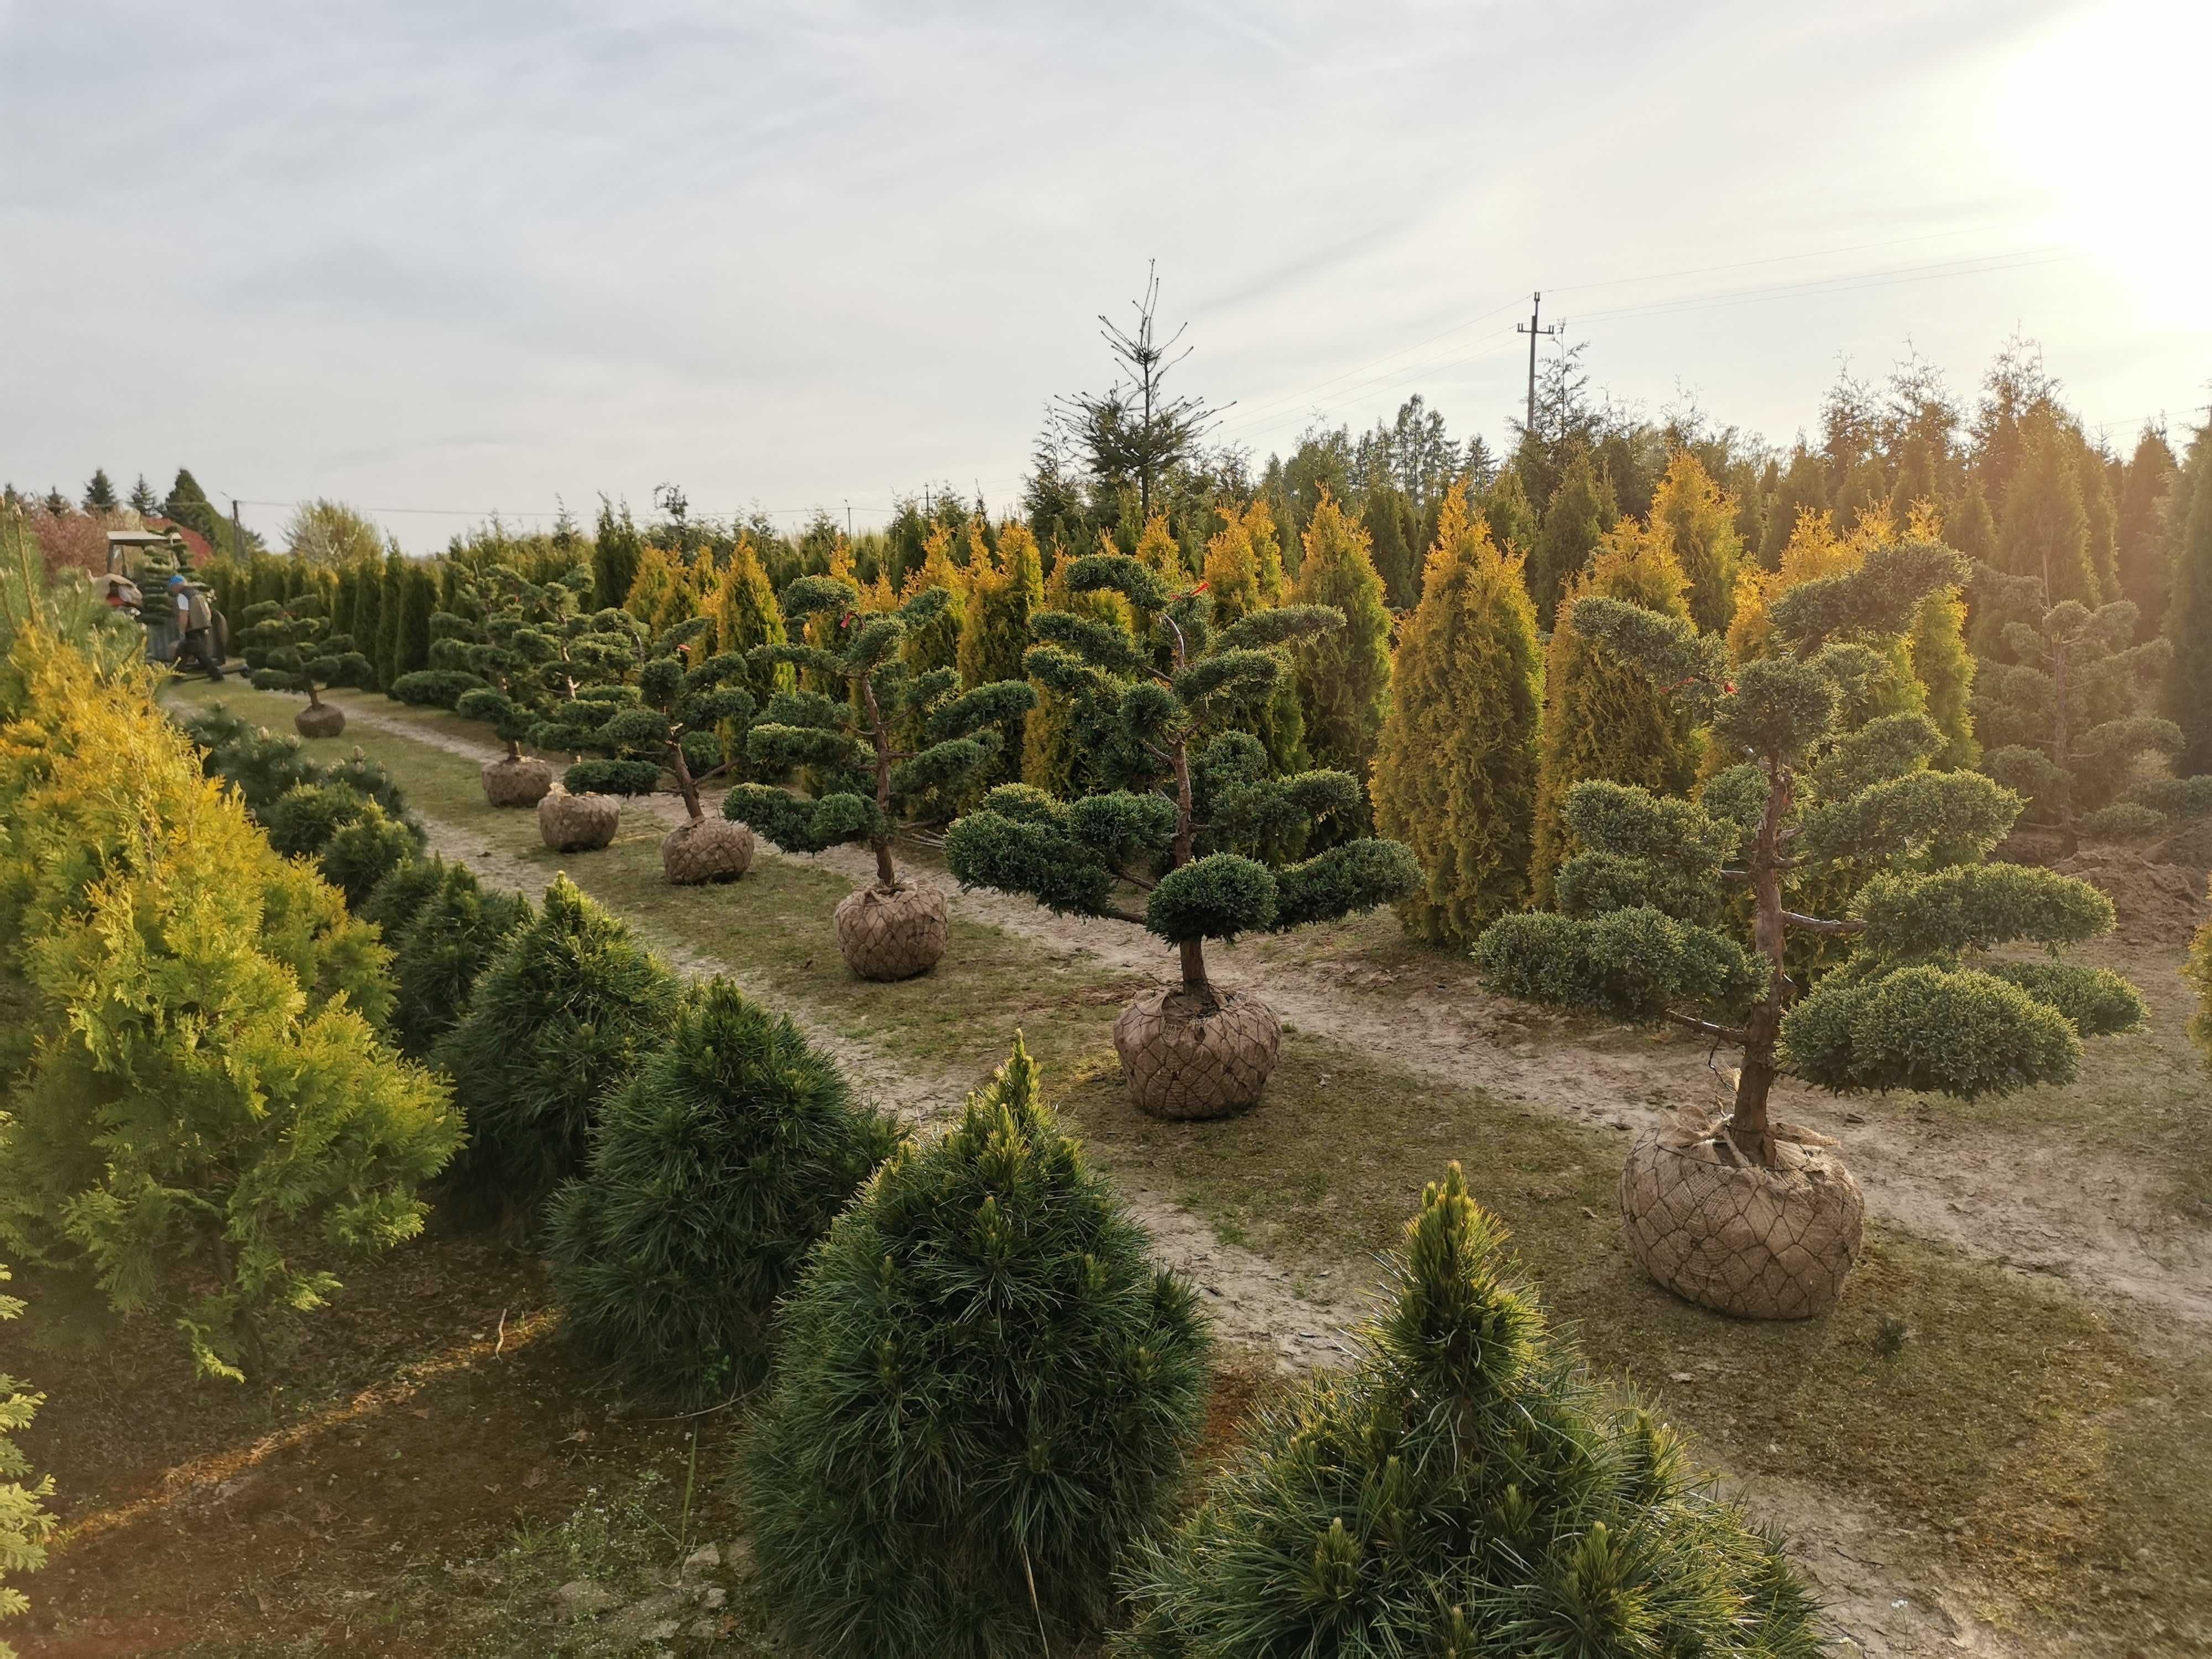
[165,677,2212,1648]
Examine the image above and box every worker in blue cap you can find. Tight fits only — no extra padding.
[169,574,225,681]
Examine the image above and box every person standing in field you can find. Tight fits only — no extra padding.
[169,573,225,681]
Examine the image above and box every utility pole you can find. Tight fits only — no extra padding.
[845,499,853,540]
[231,498,246,563]
[1516,292,1561,440]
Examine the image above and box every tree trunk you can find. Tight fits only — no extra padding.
[862,670,899,889]
[1179,936,1209,994]
[669,736,703,823]
[506,735,522,763]
[1729,760,1793,1167]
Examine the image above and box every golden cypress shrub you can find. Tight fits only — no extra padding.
[1528,523,1700,906]
[957,521,1044,785]
[1134,512,1188,585]
[1371,489,1542,946]
[707,531,790,709]
[1201,504,1264,626]
[1648,449,1744,635]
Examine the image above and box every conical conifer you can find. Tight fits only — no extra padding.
[1529,523,1700,906]
[1650,450,1743,634]
[388,862,532,1060]
[707,532,789,711]
[546,979,902,1403]
[1114,1164,1822,1658]
[2116,429,2179,634]
[1997,408,2099,604]
[2162,435,2212,773]
[955,521,1044,782]
[432,875,680,1220]
[1289,492,1392,780]
[747,1037,1210,1658]
[1371,489,1541,946]
[1480,465,1538,560]
[1527,447,1615,627]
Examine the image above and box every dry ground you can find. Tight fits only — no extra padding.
[11,680,2208,1657]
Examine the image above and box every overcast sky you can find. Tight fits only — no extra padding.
[3,0,2205,551]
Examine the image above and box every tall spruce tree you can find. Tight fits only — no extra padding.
[1371,488,1541,947]
[1475,540,2143,1317]
[80,469,117,513]
[1288,492,1392,782]
[127,472,158,515]
[1115,1164,1822,1658]
[1528,522,1700,907]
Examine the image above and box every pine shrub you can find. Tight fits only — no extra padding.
[389,862,533,1060]
[546,978,901,1403]
[747,1037,1211,1658]
[1114,1165,1821,1658]
[432,874,679,1220]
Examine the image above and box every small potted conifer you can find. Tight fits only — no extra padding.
[945,552,1417,1118]
[1473,541,2145,1318]
[726,576,1032,978]
[536,617,758,883]
[240,592,373,738]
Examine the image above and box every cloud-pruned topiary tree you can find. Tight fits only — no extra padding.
[1473,539,2144,1318]
[546,978,902,1404]
[432,874,680,1226]
[536,616,760,883]
[945,551,1417,1118]
[239,591,374,738]
[1114,1163,1821,1659]
[746,1036,1209,1658]
[1968,563,2180,848]
[726,575,1033,979]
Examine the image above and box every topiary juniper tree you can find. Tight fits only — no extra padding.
[943,552,1417,1115]
[1968,562,2182,848]
[239,591,373,718]
[730,576,1032,883]
[1472,542,2143,1313]
[1114,1164,1822,1658]
[726,575,1032,974]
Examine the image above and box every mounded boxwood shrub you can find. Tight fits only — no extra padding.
[545,978,902,1403]
[389,862,533,1061]
[1114,1164,1822,1658]
[747,1036,1211,1657]
[432,874,680,1222]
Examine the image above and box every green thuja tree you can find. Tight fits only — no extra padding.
[1969,564,2179,848]
[546,978,902,1404]
[1474,540,2143,1170]
[1288,493,1392,780]
[945,551,1418,1002]
[727,575,1033,886]
[239,591,374,709]
[2165,434,2212,774]
[432,875,680,1222]
[538,616,755,827]
[747,1037,1210,1658]
[1370,488,1542,947]
[1527,445,1616,627]
[1115,1164,1822,1659]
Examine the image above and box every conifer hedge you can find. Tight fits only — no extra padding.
[546,979,901,1403]
[746,1038,1210,1657]
[1114,1165,1820,1657]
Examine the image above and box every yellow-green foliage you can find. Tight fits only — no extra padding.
[1022,559,1133,797]
[1902,504,1978,769]
[1201,503,1264,626]
[1649,449,1744,635]
[0,1264,52,1658]
[621,541,684,633]
[957,521,1044,784]
[1529,523,1700,906]
[707,532,790,707]
[2187,885,2212,1062]
[1371,489,1542,947]
[898,523,968,676]
[1250,500,1287,606]
[1135,512,1188,585]
[0,623,457,1381]
[1290,492,1392,781]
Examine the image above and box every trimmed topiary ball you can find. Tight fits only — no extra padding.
[546,978,902,1404]
[747,1035,1211,1658]
[317,802,420,909]
[1113,1164,1822,1658]
[432,874,679,1223]
[389,863,533,1060]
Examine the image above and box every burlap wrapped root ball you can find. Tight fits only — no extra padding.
[833,880,948,980]
[1113,985,1281,1120]
[661,816,754,885]
[481,754,552,808]
[538,788,620,853]
[293,702,346,739]
[1618,1113,1865,1319]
